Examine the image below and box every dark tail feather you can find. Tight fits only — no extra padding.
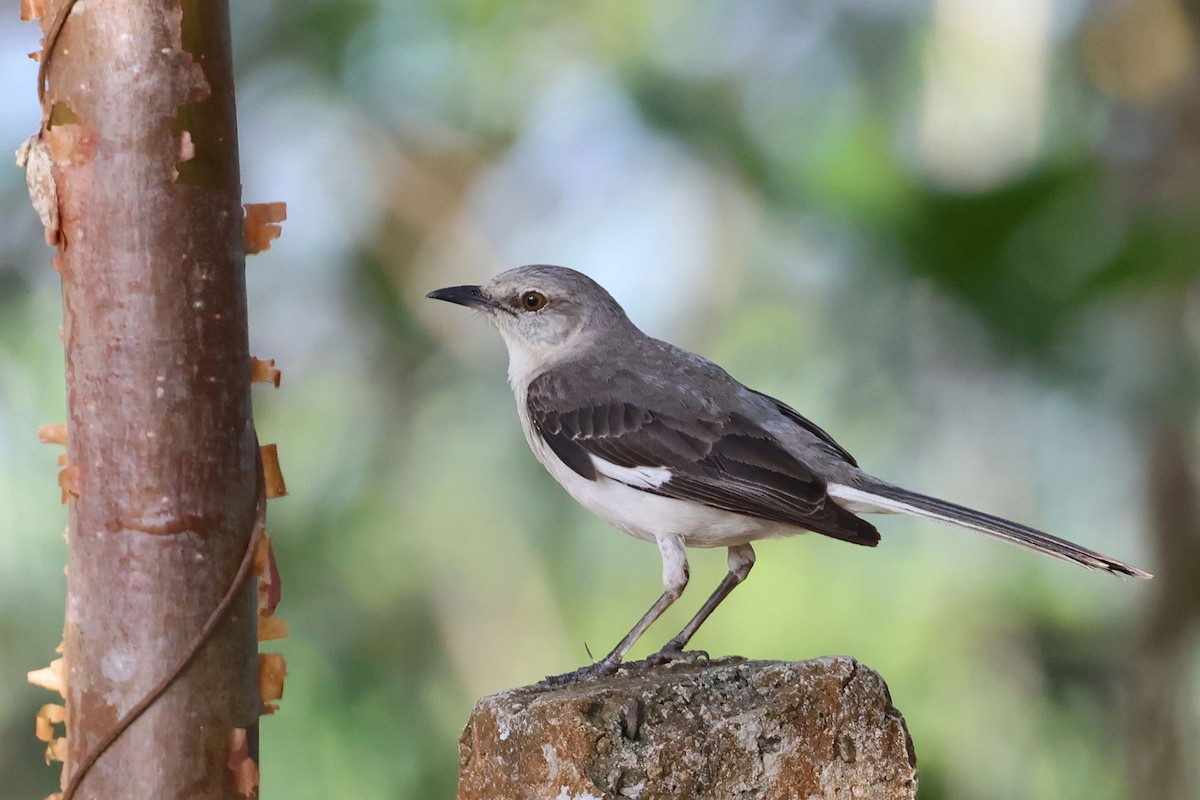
[828,480,1152,579]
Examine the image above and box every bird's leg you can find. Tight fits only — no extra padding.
[542,535,688,686]
[648,543,755,665]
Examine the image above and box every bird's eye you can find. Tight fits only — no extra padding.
[520,291,547,311]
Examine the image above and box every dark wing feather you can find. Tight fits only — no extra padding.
[541,427,596,479]
[527,367,878,547]
[750,390,858,466]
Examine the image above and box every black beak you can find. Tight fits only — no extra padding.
[426,284,490,309]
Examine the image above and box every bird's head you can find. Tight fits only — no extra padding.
[427,264,633,384]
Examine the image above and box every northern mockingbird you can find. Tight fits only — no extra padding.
[428,265,1151,682]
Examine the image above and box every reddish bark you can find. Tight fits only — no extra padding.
[40,0,261,796]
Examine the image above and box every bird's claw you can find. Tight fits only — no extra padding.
[646,644,709,666]
[540,658,621,687]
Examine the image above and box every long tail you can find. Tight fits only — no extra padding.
[827,479,1152,579]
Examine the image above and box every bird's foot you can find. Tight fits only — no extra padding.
[539,657,622,687]
[646,642,709,666]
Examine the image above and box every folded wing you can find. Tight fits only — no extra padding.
[528,366,879,547]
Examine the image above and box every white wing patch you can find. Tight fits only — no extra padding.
[589,456,673,489]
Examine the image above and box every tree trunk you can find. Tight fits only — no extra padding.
[39,0,261,796]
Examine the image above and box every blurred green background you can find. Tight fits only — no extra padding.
[2,0,1198,797]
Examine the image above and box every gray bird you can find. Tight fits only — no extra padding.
[428,265,1151,682]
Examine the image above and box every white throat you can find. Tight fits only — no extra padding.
[496,325,589,392]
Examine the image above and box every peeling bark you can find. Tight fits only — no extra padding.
[39,0,260,797]
[243,202,288,254]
